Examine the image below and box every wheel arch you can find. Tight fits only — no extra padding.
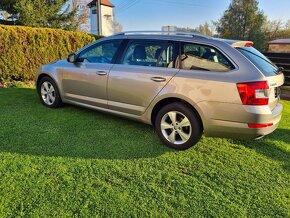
[37,73,54,87]
[36,73,61,92]
[36,73,64,100]
[150,97,204,130]
[36,73,64,107]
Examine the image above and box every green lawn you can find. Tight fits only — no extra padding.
[0,87,289,217]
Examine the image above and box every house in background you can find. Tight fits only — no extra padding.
[162,26,177,32]
[268,39,290,53]
[265,39,290,99]
[73,0,115,36]
[0,10,18,25]
[87,0,115,36]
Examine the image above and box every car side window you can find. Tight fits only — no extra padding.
[78,40,122,64]
[180,43,234,72]
[121,40,175,68]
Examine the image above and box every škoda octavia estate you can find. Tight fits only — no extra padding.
[36,31,284,150]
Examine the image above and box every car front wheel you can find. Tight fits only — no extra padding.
[155,103,202,150]
[37,76,62,108]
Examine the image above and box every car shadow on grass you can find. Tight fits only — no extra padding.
[1,88,289,163]
[0,88,173,160]
[232,128,290,173]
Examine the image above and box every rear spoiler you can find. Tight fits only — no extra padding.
[215,38,254,48]
[231,41,254,48]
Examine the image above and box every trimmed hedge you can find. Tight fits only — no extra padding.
[0,25,100,81]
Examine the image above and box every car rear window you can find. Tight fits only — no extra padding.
[237,47,278,77]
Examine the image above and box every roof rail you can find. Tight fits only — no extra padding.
[114,31,212,39]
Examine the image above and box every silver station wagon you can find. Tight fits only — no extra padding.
[36,31,284,150]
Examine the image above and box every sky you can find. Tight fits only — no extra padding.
[109,0,290,31]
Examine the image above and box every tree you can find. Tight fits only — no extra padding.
[286,20,290,29]
[196,22,214,36]
[0,0,17,15]
[176,27,196,32]
[215,0,267,50]
[71,0,90,32]
[263,19,290,42]
[0,0,77,30]
[263,20,283,40]
[0,0,18,22]
[113,21,123,33]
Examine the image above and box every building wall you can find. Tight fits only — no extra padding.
[100,4,114,36]
[89,5,114,36]
[71,0,114,36]
[90,6,98,34]
[268,44,290,53]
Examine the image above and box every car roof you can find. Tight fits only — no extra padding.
[106,31,253,48]
[107,31,212,42]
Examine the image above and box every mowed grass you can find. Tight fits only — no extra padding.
[0,87,289,217]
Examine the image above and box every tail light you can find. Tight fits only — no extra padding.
[245,42,254,47]
[248,123,273,128]
[237,81,269,105]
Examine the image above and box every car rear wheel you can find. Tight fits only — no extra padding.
[155,102,202,150]
[37,77,62,108]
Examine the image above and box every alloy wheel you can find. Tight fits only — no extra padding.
[41,81,56,105]
[160,111,192,145]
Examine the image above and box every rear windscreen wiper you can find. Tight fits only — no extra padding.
[276,67,284,75]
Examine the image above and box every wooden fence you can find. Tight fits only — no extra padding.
[264,53,290,86]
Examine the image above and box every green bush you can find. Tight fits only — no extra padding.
[0,25,100,81]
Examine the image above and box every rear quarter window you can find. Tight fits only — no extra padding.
[237,47,278,77]
[180,43,235,72]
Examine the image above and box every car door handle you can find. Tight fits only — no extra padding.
[97,71,107,76]
[151,77,166,82]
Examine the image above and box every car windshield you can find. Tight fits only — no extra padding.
[237,47,279,77]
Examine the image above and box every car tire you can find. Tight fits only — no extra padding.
[155,102,202,150]
[37,76,63,108]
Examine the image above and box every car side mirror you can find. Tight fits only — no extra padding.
[67,53,77,63]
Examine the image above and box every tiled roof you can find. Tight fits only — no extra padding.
[268,39,290,44]
[87,0,114,8]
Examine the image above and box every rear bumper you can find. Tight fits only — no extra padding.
[202,102,283,139]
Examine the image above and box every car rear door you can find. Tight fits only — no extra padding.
[107,39,179,115]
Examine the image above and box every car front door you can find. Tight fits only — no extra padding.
[108,39,179,115]
[61,39,122,108]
